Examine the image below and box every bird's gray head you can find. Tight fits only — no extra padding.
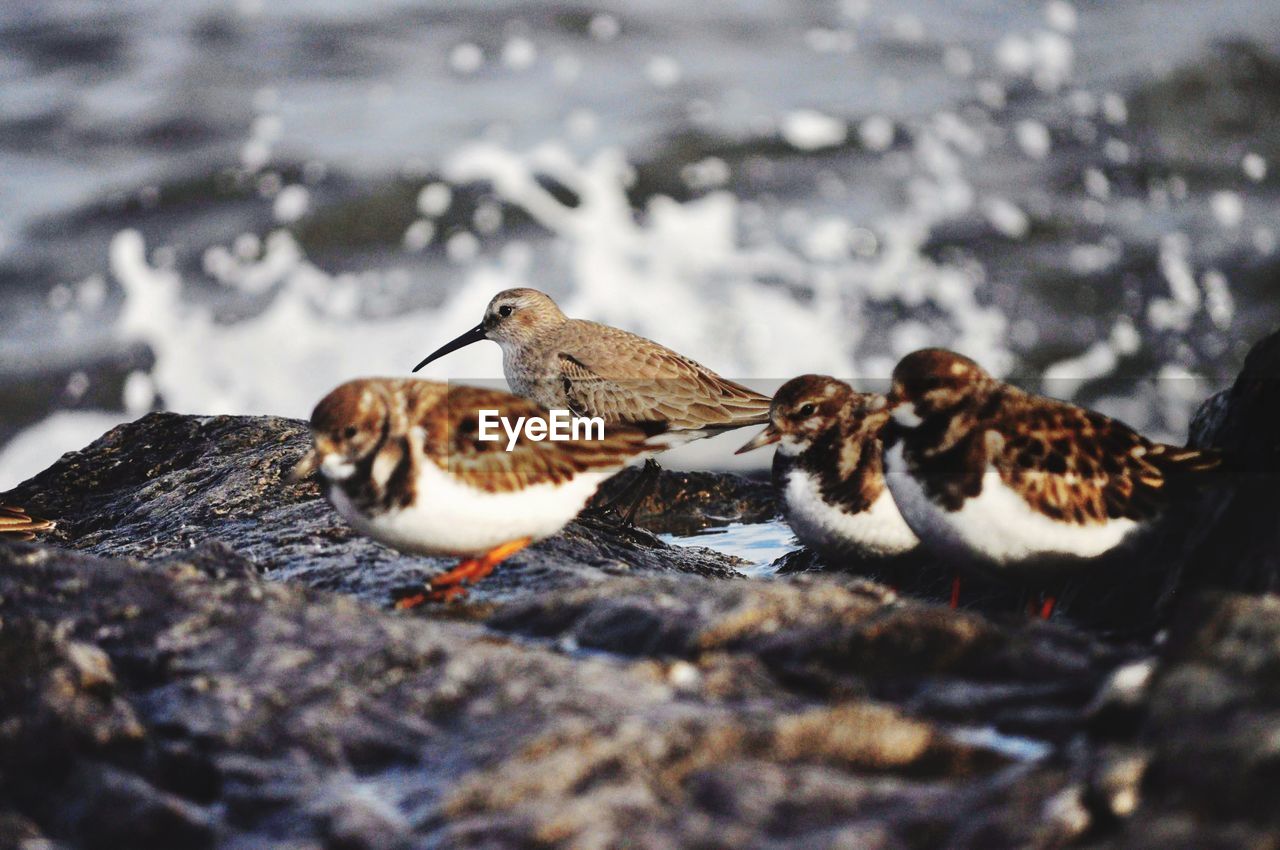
[412,287,567,371]
[480,288,566,349]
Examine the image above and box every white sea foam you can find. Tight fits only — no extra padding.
[781,110,848,151]
[0,96,1238,489]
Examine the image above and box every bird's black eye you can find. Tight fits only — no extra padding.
[342,426,358,439]
[498,304,514,318]
[798,403,817,417]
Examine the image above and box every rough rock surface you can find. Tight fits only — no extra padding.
[595,464,777,535]
[1,327,1278,849]
[0,541,1129,850]
[1082,593,1280,849]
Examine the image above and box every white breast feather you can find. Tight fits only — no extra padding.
[327,447,613,558]
[883,442,1141,571]
[782,467,919,558]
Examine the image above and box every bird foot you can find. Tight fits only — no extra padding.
[390,538,531,610]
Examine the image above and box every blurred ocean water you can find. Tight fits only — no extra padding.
[1,0,1279,488]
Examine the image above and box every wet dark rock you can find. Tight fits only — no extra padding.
[488,575,1130,744]
[1187,325,1280,593]
[771,547,964,603]
[592,464,777,534]
[1081,593,1280,849]
[0,539,1121,849]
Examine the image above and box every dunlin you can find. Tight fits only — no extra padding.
[413,288,771,436]
[291,377,665,607]
[881,348,1221,613]
[413,288,770,519]
[0,505,55,542]
[736,375,919,561]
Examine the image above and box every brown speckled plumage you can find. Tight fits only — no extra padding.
[295,378,662,512]
[737,375,919,560]
[888,348,1221,526]
[767,376,893,515]
[294,377,664,606]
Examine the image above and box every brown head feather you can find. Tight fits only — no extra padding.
[760,375,894,514]
[889,348,1000,419]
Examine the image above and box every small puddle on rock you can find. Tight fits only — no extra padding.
[660,519,797,577]
[950,726,1053,762]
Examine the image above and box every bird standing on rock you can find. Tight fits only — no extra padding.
[736,374,920,562]
[291,378,667,607]
[880,348,1222,617]
[412,288,772,520]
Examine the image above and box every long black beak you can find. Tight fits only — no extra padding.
[412,323,487,372]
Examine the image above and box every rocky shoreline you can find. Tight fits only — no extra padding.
[1,330,1277,849]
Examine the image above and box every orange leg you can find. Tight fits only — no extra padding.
[393,537,532,610]
[949,576,962,610]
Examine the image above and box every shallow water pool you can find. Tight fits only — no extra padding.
[660,518,797,578]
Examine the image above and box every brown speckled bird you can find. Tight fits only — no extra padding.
[881,348,1221,597]
[291,378,665,607]
[736,375,919,561]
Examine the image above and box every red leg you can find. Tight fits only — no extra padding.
[949,576,961,610]
[1039,596,1056,620]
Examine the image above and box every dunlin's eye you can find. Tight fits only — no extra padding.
[343,426,358,439]
[798,403,817,417]
[498,305,514,317]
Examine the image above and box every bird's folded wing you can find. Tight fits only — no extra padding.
[422,385,657,493]
[990,401,1220,524]
[555,323,770,430]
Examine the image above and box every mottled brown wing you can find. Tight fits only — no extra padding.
[555,321,771,430]
[423,385,657,493]
[991,397,1221,524]
[811,402,892,513]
